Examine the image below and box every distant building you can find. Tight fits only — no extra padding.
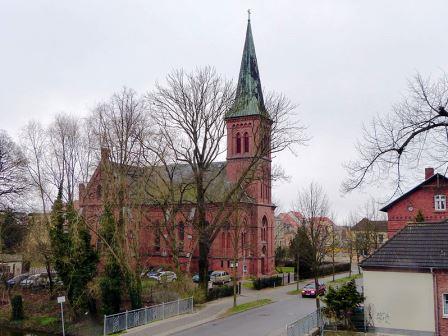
[381,168,448,237]
[361,221,448,336]
[0,254,23,277]
[274,212,301,248]
[352,218,388,255]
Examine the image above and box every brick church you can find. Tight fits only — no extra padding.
[78,18,275,277]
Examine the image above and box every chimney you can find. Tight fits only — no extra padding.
[425,167,434,180]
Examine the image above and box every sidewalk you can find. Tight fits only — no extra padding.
[125,270,359,336]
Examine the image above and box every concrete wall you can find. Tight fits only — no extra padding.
[364,270,435,334]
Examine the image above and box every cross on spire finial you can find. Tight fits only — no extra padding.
[247,9,251,22]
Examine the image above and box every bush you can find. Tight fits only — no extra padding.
[11,295,24,320]
[252,275,283,290]
[283,261,351,279]
[206,285,234,301]
[322,280,365,329]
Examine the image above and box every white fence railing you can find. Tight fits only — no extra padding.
[286,309,324,336]
[103,297,193,335]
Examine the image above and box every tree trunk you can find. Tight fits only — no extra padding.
[233,259,238,308]
[332,248,335,282]
[198,233,210,290]
[45,259,54,295]
[314,277,320,310]
[296,251,300,291]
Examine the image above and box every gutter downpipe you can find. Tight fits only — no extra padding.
[432,267,439,336]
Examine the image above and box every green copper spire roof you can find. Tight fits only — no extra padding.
[226,17,269,119]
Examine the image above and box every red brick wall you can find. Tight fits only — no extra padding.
[386,180,448,237]
[435,272,448,335]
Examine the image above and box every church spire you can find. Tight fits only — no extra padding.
[226,15,269,119]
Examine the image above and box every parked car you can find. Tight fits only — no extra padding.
[301,282,326,298]
[142,267,165,278]
[192,270,214,283]
[209,271,231,285]
[6,273,29,288]
[20,273,44,288]
[148,271,177,283]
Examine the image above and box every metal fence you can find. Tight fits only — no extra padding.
[286,309,324,336]
[103,297,193,335]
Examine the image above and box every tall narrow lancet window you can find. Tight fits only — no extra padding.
[236,133,242,153]
[178,222,185,241]
[243,132,249,153]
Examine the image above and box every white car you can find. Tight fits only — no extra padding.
[148,271,177,283]
[20,273,43,288]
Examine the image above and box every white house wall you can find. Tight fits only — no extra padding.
[364,270,435,335]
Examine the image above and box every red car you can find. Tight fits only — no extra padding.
[301,282,326,298]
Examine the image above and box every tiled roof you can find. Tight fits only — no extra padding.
[352,218,387,232]
[361,221,448,270]
[380,173,448,212]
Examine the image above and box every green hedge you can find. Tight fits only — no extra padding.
[252,275,283,290]
[207,285,234,301]
[283,262,351,279]
[11,295,24,320]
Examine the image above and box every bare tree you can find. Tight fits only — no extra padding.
[0,130,28,209]
[343,72,448,194]
[148,67,305,289]
[90,87,153,308]
[294,182,331,309]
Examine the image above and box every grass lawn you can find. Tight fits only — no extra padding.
[287,289,301,295]
[242,282,254,289]
[224,299,273,316]
[326,273,362,287]
[276,266,294,273]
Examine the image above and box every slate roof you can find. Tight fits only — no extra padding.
[226,18,269,120]
[361,221,448,270]
[380,173,448,212]
[104,160,254,205]
[352,218,388,232]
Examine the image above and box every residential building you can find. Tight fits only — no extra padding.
[78,18,275,277]
[0,254,23,277]
[352,218,387,255]
[274,212,301,248]
[361,221,448,336]
[381,168,448,237]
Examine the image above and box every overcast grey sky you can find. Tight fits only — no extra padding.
[1,0,448,221]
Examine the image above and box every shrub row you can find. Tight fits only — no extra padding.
[252,275,283,290]
[206,285,234,301]
[282,262,351,279]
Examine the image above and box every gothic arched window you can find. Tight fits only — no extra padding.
[243,132,249,153]
[178,221,185,241]
[262,216,268,241]
[236,133,241,154]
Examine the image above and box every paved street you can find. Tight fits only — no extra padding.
[127,269,360,336]
[172,290,316,336]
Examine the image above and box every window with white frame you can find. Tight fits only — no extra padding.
[435,195,447,211]
[443,293,448,317]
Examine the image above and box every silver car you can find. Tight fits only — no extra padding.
[148,271,177,283]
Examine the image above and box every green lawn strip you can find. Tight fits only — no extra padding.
[224,299,273,316]
[287,289,301,295]
[275,266,294,273]
[242,282,254,289]
[326,274,362,287]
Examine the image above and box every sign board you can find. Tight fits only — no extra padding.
[57,296,66,304]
